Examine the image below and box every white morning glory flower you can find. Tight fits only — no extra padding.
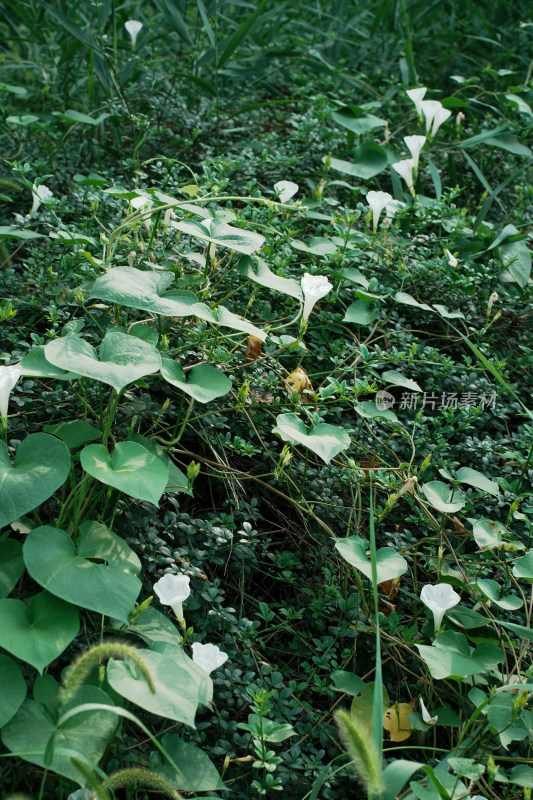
[420,100,451,138]
[420,697,438,725]
[125,19,143,47]
[445,249,458,268]
[404,135,426,171]
[392,158,415,195]
[366,190,394,231]
[130,194,153,228]
[191,642,229,674]
[153,573,190,621]
[300,273,333,322]
[406,87,427,117]
[30,183,53,217]
[0,365,21,429]
[420,583,461,632]
[274,181,299,203]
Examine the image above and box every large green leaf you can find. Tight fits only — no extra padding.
[273,413,351,464]
[80,441,168,504]
[331,108,387,135]
[89,267,267,340]
[0,655,26,726]
[0,591,79,672]
[499,239,532,287]
[1,687,116,786]
[328,142,388,179]
[160,359,232,403]
[151,734,226,791]
[513,549,533,581]
[0,434,70,529]
[238,256,302,299]
[107,649,202,726]
[129,434,189,493]
[422,481,465,512]
[43,419,101,449]
[0,538,24,598]
[44,331,162,392]
[455,467,499,496]
[171,217,264,254]
[19,345,80,379]
[344,299,380,325]
[335,536,408,584]
[416,631,503,679]
[23,523,141,623]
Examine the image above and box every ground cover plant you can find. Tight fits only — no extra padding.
[0,1,532,799]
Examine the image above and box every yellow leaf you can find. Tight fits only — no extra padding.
[285,368,314,401]
[383,702,413,742]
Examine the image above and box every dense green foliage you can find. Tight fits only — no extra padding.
[0,1,532,799]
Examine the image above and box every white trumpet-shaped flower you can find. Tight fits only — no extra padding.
[392,158,415,195]
[0,365,21,428]
[191,642,229,674]
[301,273,332,322]
[274,181,299,203]
[406,87,427,117]
[153,573,190,621]
[419,698,438,725]
[420,583,461,632]
[366,190,394,231]
[404,135,426,171]
[420,100,451,138]
[30,183,53,217]
[125,19,143,47]
[130,194,153,228]
[445,249,458,268]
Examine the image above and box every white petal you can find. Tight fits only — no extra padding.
[153,573,190,606]
[125,19,143,46]
[406,87,427,116]
[420,100,442,134]
[0,365,21,421]
[392,159,415,190]
[403,135,426,169]
[191,642,229,674]
[274,181,299,203]
[366,190,393,230]
[419,697,438,725]
[300,273,333,321]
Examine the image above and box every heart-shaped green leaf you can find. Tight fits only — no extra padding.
[107,649,202,726]
[160,359,232,403]
[80,441,168,504]
[0,434,70,529]
[129,434,189,493]
[328,142,388,179]
[455,467,499,497]
[0,655,26,726]
[513,549,533,582]
[89,267,267,340]
[0,591,79,672]
[0,539,24,598]
[150,735,225,791]
[416,631,503,680]
[332,108,387,135]
[273,413,350,464]
[238,256,302,299]
[335,536,408,584]
[422,480,465,513]
[23,523,141,623]
[44,331,162,392]
[43,419,101,449]
[291,237,337,255]
[1,687,116,786]
[19,346,80,379]
[171,217,264,254]
[475,579,522,610]
[344,299,380,325]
